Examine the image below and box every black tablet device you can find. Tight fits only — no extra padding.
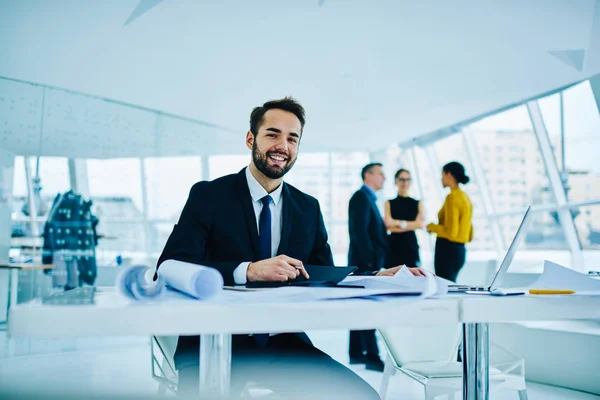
[246,265,357,288]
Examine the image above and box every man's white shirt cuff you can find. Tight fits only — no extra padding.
[233,262,251,285]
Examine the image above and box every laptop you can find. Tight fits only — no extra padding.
[447,206,532,293]
[246,265,357,288]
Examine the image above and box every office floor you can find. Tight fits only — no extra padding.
[0,330,597,399]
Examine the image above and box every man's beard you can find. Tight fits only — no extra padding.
[252,142,296,179]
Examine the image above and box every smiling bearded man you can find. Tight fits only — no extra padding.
[156,97,424,399]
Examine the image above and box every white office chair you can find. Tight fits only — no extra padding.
[378,325,528,400]
[150,335,273,398]
[151,335,179,395]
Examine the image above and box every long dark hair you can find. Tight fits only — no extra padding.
[443,162,470,185]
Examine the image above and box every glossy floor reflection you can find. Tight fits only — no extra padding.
[0,330,597,399]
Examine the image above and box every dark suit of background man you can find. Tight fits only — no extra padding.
[347,163,389,372]
[157,98,388,400]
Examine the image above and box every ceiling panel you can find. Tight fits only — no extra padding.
[0,0,599,157]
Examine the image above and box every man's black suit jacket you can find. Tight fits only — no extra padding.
[157,168,334,368]
[347,186,388,274]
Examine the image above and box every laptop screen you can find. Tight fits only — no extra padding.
[488,206,533,291]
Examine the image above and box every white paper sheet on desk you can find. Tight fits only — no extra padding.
[210,270,441,304]
[341,271,446,298]
[212,286,424,303]
[526,260,600,294]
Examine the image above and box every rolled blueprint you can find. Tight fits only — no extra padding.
[116,265,165,301]
[159,259,224,299]
[116,260,223,301]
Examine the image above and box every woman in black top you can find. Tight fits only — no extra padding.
[384,169,424,268]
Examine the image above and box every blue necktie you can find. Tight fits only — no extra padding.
[254,195,272,347]
[258,195,273,260]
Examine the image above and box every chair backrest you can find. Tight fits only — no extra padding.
[379,324,462,367]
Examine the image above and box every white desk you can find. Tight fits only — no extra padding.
[460,295,600,322]
[0,263,53,323]
[457,294,600,400]
[9,288,458,398]
[8,288,459,336]
[8,289,600,400]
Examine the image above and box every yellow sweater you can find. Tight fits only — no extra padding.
[427,188,474,244]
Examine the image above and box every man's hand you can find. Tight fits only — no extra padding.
[376,265,429,277]
[407,267,428,277]
[247,255,310,282]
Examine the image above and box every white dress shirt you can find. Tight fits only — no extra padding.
[232,166,284,284]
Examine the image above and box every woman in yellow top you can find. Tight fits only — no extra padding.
[427,162,474,282]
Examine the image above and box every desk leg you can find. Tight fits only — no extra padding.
[9,269,18,309]
[0,270,9,325]
[462,322,489,400]
[199,333,232,399]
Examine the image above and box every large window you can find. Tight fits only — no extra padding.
[11,157,70,205]
[148,222,176,255]
[470,106,555,213]
[209,155,249,180]
[144,156,202,220]
[87,159,145,257]
[12,157,27,197]
[12,157,70,199]
[9,80,599,272]
[287,152,369,259]
[390,83,600,268]
[286,153,331,219]
[538,81,600,203]
[87,159,143,214]
[11,156,70,241]
[143,156,202,254]
[572,204,600,250]
[498,211,568,250]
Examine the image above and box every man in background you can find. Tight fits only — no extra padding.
[347,163,389,372]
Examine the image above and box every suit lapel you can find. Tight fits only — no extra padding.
[277,183,292,255]
[236,170,260,261]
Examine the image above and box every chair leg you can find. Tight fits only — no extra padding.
[424,386,439,400]
[518,389,528,400]
[425,385,457,400]
[379,354,395,400]
[157,383,167,396]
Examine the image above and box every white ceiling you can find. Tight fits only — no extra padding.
[1,0,599,158]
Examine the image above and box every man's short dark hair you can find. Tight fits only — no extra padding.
[249,97,306,136]
[361,163,383,181]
